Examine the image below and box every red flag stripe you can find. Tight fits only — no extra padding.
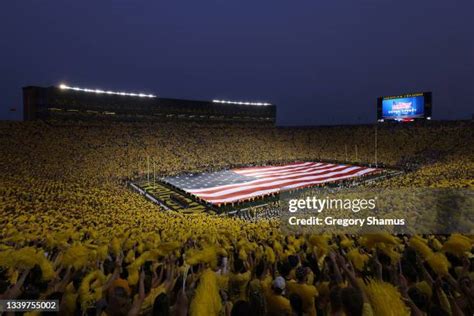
[236,162,328,177]
[194,166,370,200]
[232,161,314,174]
[187,164,347,194]
[205,168,376,204]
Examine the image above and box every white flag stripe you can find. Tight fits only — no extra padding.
[186,164,343,194]
[205,169,376,204]
[243,163,333,178]
[194,166,363,198]
[233,162,315,174]
[237,163,327,177]
[281,168,375,190]
[232,161,311,173]
[187,164,354,195]
[185,163,341,193]
[235,162,321,176]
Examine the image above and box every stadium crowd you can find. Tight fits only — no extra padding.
[0,119,473,315]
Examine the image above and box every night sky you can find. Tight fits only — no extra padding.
[1,0,473,125]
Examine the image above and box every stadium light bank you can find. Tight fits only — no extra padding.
[59,84,157,98]
[212,99,272,106]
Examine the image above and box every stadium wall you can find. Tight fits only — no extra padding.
[22,86,276,123]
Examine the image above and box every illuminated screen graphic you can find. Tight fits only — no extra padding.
[382,96,424,119]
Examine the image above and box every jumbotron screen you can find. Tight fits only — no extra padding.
[377,92,432,122]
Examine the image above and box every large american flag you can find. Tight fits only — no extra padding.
[164,162,378,205]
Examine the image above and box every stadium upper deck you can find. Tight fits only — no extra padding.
[23,85,276,122]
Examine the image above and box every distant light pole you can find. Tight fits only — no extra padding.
[153,159,156,185]
[374,125,378,167]
[138,157,141,178]
[147,155,150,183]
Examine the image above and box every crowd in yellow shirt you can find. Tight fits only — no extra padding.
[0,119,472,315]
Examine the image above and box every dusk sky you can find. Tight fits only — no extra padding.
[1,0,473,125]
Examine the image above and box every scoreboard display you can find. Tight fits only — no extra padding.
[377,92,432,122]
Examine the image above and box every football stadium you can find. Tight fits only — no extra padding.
[1,2,474,315]
[0,83,473,316]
